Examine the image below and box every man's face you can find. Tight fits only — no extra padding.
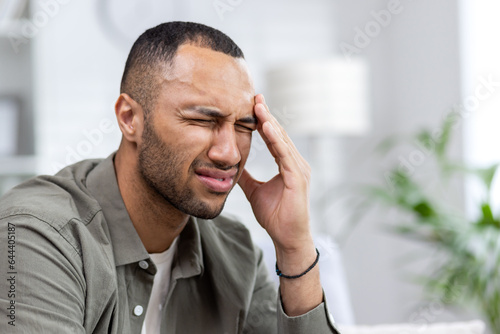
[137,44,256,219]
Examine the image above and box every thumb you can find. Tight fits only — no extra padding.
[237,169,260,201]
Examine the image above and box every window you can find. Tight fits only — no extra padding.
[460,0,500,215]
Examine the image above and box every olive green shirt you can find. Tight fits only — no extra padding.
[0,154,339,333]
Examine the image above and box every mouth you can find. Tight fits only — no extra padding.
[194,168,237,193]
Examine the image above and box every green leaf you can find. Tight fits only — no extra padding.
[364,185,395,204]
[375,135,403,154]
[434,113,455,160]
[475,164,499,191]
[416,130,437,154]
[477,203,500,228]
[412,201,436,218]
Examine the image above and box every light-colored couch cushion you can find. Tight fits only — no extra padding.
[338,320,485,334]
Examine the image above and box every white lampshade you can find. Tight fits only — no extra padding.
[266,57,370,136]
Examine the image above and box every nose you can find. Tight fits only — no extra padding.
[207,124,241,167]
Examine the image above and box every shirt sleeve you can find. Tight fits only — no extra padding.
[243,245,340,334]
[0,215,86,333]
[277,290,340,334]
[242,247,281,333]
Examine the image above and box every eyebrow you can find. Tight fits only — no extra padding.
[187,106,258,125]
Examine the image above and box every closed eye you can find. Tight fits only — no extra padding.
[191,119,215,125]
[236,124,255,132]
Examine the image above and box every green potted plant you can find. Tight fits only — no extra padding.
[366,116,500,333]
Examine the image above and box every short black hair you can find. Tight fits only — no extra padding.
[120,21,244,114]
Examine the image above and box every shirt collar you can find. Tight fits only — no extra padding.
[173,216,204,279]
[85,152,204,277]
[86,153,148,266]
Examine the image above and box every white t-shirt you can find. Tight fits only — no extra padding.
[141,237,179,334]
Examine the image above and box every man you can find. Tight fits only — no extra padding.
[0,22,339,333]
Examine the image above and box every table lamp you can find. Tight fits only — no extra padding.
[266,57,370,136]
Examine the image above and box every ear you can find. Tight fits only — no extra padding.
[115,93,144,144]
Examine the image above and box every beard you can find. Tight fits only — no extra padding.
[137,116,233,220]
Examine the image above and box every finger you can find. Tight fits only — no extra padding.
[255,93,265,105]
[254,101,291,149]
[255,95,290,141]
[237,168,261,200]
[261,121,300,177]
[255,95,310,179]
[254,103,280,158]
[255,101,303,169]
[254,97,300,156]
[257,95,311,175]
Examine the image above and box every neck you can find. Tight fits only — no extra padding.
[114,144,189,253]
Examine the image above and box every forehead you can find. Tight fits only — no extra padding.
[159,44,255,110]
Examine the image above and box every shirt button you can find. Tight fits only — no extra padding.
[133,305,144,316]
[138,260,149,270]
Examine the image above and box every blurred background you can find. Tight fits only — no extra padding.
[1,0,500,329]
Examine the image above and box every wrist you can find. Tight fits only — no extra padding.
[276,248,319,279]
[274,240,317,276]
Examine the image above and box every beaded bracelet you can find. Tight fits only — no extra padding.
[275,248,320,279]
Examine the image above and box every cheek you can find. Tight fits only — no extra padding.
[237,134,253,159]
[169,126,212,149]
[173,128,214,166]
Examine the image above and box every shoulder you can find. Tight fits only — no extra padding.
[0,158,115,270]
[0,159,103,229]
[0,159,107,260]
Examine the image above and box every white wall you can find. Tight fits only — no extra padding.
[32,0,124,173]
[0,36,33,154]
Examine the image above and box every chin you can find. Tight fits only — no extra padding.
[190,207,224,220]
[183,195,227,220]
[151,187,226,220]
